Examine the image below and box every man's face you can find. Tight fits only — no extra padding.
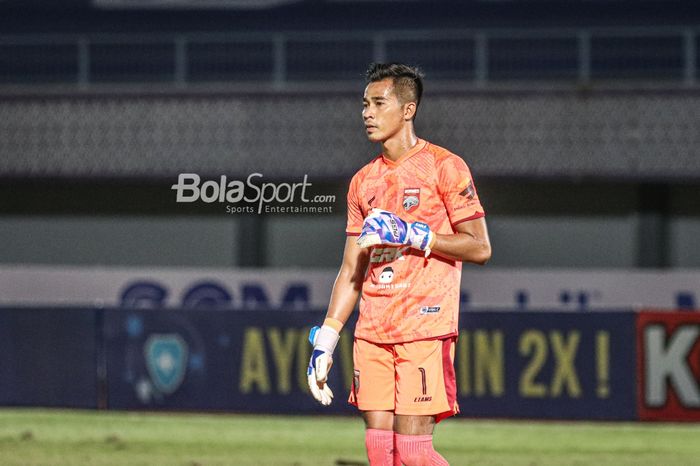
[362,79,407,143]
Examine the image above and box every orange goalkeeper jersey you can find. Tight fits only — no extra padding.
[347,139,485,344]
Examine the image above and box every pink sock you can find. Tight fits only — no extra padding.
[393,432,402,466]
[395,433,449,466]
[365,429,396,466]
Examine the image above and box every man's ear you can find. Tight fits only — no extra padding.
[403,102,417,121]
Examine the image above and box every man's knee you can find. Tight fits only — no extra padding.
[363,410,395,431]
[393,414,435,436]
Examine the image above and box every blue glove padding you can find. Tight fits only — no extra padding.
[357,209,434,256]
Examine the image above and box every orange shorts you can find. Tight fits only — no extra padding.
[348,336,459,423]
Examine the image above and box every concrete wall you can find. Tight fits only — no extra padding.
[2,182,698,268]
[2,90,699,181]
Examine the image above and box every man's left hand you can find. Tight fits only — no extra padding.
[356,209,434,256]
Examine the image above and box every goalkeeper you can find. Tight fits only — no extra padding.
[307,63,491,466]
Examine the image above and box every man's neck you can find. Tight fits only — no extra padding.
[381,130,418,162]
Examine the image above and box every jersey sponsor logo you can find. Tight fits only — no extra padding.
[371,282,411,290]
[403,188,420,212]
[420,306,441,315]
[370,247,408,263]
[459,179,476,199]
[378,267,394,284]
[414,396,433,403]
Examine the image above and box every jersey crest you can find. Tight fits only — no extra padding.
[402,188,420,213]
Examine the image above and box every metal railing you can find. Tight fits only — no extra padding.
[0,26,698,89]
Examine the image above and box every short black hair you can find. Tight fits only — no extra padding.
[365,63,424,116]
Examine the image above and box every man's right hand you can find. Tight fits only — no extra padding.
[307,325,339,406]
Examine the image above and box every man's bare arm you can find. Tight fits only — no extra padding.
[307,236,369,405]
[431,217,491,265]
[325,236,370,327]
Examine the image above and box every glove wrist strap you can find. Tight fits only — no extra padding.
[314,325,340,354]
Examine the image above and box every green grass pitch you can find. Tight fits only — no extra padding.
[1,408,699,465]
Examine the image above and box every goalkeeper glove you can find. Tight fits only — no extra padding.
[307,323,340,406]
[357,209,435,256]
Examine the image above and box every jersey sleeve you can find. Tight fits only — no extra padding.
[346,172,364,236]
[438,154,485,227]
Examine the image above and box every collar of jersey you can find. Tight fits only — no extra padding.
[381,138,427,168]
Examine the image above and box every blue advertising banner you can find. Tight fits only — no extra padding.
[104,309,357,414]
[0,308,98,408]
[456,312,637,420]
[104,309,637,420]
